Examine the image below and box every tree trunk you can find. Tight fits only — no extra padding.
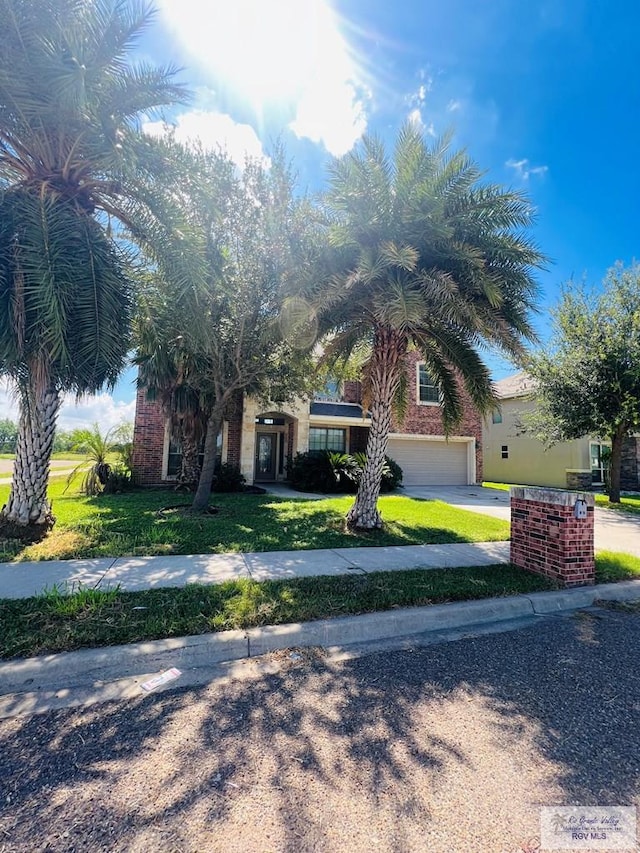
[346,327,407,530]
[608,424,626,503]
[0,383,60,539]
[178,433,201,491]
[191,408,224,512]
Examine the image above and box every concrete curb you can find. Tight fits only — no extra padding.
[2,578,640,704]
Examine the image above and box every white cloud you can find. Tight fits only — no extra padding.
[56,394,136,434]
[144,111,268,167]
[506,158,549,181]
[289,75,368,158]
[447,98,462,112]
[158,0,368,157]
[0,384,136,434]
[407,108,424,129]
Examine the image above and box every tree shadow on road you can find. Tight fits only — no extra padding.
[1,609,639,852]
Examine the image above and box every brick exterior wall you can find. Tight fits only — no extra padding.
[342,353,483,479]
[392,352,482,481]
[132,353,484,484]
[225,394,243,468]
[131,387,244,486]
[621,436,640,491]
[131,388,166,487]
[510,487,595,587]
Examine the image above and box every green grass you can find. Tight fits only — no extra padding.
[0,452,89,461]
[594,550,640,582]
[1,552,638,659]
[0,479,510,562]
[0,564,557,659]
[594,494,640,515]
[482,481,523,491]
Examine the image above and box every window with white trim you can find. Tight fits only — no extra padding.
[166,431,221,478]
[589,441,610,484]
[417,364,440,404]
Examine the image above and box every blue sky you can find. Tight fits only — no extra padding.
[3,0,638,430]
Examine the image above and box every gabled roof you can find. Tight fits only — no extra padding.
[493,371,537,400]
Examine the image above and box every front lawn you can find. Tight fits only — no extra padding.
[0,563,554,658]
[594,494,640,515]
[0,479,510,562]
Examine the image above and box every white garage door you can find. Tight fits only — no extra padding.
[386,438,469,486]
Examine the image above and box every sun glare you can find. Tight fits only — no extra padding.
[162,0,336,107]
[159,0,367,155]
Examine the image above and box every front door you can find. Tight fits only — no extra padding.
[255,432,277,481]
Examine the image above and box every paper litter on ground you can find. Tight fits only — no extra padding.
[140,667,182,693]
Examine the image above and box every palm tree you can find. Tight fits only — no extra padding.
[134,299,208,490]
[0,0,200,537]
[307,125,545,530]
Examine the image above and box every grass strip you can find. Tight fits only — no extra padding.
[594,550,640,582]
[0,564,556,659]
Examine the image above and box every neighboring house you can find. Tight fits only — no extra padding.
[483,371,640,490]
[132,352,483,487]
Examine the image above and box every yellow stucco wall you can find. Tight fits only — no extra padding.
[482,397,598,487]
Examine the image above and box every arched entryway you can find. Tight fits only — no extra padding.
[253,411,300,482]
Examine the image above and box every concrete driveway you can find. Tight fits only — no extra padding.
[404,484,640,557]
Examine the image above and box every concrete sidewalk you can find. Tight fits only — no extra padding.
[0,540,511,600]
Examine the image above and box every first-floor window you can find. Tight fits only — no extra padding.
[590,442,609,484]
[166,430,222,477]
[308,427,346,454]
[501,445,509,459]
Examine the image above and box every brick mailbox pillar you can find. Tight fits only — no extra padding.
[510,487,595,587]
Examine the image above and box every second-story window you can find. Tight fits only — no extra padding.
[417,364,440,404]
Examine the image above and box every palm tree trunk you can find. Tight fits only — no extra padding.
[346,327,407,530]
[178,433,201,490]
[0,383,60,536]
[191,408,224,512]
[608,425,626,503]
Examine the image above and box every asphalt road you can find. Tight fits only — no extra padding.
[1,608,639,853]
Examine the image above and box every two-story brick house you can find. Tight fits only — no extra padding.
[132,351,483,487]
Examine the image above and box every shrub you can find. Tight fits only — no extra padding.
[102,464,132,494]
[288,451,341,493]
[213,463,246,493]
[289,451,403,493]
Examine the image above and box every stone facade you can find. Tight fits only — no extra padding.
[621,436,640,491]
[565,470,592,490]
[510,487,595,587]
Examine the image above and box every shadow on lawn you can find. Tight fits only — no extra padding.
[5,490,481,562]
[1,610,638,851]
